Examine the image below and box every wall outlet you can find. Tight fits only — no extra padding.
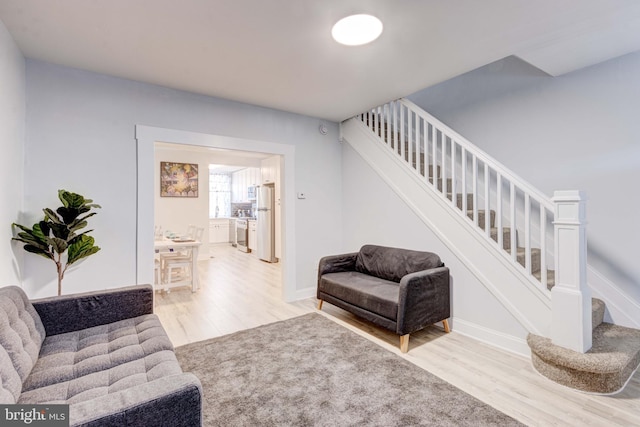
[297,192,306,199]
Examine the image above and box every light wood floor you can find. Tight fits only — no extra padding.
[155,244,640,427]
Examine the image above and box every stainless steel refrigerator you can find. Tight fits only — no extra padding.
[256,184,276,262]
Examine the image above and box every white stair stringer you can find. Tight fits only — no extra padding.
[342,117,551,336]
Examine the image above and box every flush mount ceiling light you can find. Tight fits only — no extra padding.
[331,14,383,46]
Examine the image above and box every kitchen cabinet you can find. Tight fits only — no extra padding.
[261,156,279,184]
[231,167,260,202]
[231,169,244,202]
[209,218,230,244]
[247,167,259,187]
[248,220,257,251]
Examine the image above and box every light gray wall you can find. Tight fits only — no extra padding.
[0,19,25,286]
[24,60,342,298]
[408,54,640,301]
[154,146,211,254]
[341,142,529,353]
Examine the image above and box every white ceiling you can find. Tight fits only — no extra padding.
[1,0,639,122]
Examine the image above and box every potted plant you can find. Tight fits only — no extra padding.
[12,190,101,295]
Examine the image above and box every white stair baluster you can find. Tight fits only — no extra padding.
[451,139,456,208]
[510,182,517,262]
[472,155,478,225]
[525,193,531,274]
[540,204,548,289]
[431,124,437,190]
[461,148,467,213]
[423,119,429,182]
[393,101,398,151]
[386,102,392,148]
[415,115,421,175]
[400,105,405,159]
[405,110,414,167]
[441,134,447,196]
[497,173,503,250]
[484,162,490,235]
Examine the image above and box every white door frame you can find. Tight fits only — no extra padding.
[135,125,296,301]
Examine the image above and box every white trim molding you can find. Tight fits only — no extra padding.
[452,318,531,358]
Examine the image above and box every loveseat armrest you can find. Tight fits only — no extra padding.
[397,267,450,335]
[32,285,154,336]
[318,252,358,278]
[70,373,202,427]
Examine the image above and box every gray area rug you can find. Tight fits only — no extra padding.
[175,313,523,426]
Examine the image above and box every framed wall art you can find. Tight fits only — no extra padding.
[160,162,199,197]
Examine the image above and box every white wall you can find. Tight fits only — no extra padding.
[24,60,342,298]
[408,54,640,302]
[341,142,530,355]
[0,19,25,286]
[154,146,211,253]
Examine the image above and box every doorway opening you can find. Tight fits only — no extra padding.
[135,125,297,303]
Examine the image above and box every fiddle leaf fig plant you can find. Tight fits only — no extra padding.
[12,190,101,296]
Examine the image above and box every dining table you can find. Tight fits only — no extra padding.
[154,237,202,292]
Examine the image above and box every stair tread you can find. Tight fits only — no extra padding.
[527,322,640,394]
[528,323,640,372]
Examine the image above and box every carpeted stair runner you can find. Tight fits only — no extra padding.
[527,298,640,394]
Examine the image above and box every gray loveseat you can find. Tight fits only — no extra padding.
[0,284,202,426]
[317,244,450,352]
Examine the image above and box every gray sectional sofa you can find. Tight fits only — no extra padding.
[0,284,202,426]
[317,244,451,352]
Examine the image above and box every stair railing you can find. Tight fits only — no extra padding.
[358,98,554,292]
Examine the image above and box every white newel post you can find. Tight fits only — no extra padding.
[551,190,592,353]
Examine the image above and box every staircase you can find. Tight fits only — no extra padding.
[344,98,640,394]
[362,104,555,292]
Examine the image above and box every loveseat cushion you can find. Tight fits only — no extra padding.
[0,286,46,404]
[319,271,399,320]
[19,313,175,404]
[355,245,443,283]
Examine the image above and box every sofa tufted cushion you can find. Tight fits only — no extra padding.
[18,350,182,405]
[355,244,444,283]
[19,314,174,403]
[0,286,46,404]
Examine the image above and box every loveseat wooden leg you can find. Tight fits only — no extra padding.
[442,319,450,333]
[400,334,410,353]
[317,299,323,310]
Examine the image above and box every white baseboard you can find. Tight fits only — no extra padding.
[588,266,640,329]
[292,286,316,301]
[452,318,531,358]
